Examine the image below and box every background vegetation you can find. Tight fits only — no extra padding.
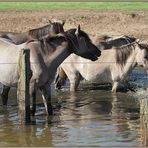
[0,2,147,11]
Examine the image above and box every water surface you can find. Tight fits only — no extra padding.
[0,69,147,147]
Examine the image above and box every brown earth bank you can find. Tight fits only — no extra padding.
[0,10,148,41]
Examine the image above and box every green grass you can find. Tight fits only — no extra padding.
[0,2,147,11]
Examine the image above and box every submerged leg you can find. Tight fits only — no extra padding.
[112,81,128,93]
[112,81,119,93]
[70,73,81,92]
[41,84,53,116]
[30,83,37,116]
[1,86,10,105]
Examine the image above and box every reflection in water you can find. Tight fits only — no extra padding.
[0,85,146,146]
[140,115,148,146]
[50,90,141,147]
[0,106,53,147]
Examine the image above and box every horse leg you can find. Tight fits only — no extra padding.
[112,81,129,93]
[40,84,53,116]
[70,73,81,92]
[55,67,67,89]
[30,83,37,116]
[1,86,10,105]
[112,81,119,93]
[31,90,36,116]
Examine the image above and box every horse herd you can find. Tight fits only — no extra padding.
[0,20,148,120]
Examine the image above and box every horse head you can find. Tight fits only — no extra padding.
[48,20,65,35]
[65,25,101,61]
[28,20,65,39]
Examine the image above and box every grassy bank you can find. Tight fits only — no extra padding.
[0,2,147,11]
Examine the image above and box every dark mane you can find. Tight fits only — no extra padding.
[98,35,137,50]
[65,29,91,42]
[28,24,52,39]
[39,34,66,54]
[42,28,91,43]
[44,34,66,42]
[115,42,136,66]
[28,22,64,39]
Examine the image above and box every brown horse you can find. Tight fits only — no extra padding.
[95,35,137,50]
[0,20,65,44]
[0,25,101,118]
[55,41,148,93]
[0,20,65,108]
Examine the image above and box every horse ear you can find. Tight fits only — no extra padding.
[62,20,65,26]
[75,24,81,35]
[48,20,52,24]
[136,38,140,43]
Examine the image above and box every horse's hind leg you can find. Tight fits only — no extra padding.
[1,86,10,105]
[55,67,67,89]
[112,81,128,93]
[41,84,53,116]
[70,73,81,92]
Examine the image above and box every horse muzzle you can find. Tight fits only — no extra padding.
[91,55,99,61]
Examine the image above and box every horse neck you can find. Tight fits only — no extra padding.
[45,40,70,70]
[65,33,78,53]
[27,25,51,38]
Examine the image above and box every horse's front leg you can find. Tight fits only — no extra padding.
[1,85,10,105]
[112,81,119,93]
[40,84,53,116]
[30,83,37,116]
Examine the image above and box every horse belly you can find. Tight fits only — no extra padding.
[0,63,18,86]
[95,72,112,84]
[82,68,112,84]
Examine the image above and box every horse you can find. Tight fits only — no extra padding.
[0,20,65,44]
[55,35,137,90]
[0,25,101,118]
[54,40,148,93]
[0,20,65,107]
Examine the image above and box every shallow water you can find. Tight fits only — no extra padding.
[0,69,148,147]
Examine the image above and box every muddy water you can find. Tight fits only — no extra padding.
[0,70,147,147]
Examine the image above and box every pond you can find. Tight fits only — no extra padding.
[0,69,147,147]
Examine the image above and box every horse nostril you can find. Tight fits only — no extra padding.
[92,56,98,61]
[98,51,101,57]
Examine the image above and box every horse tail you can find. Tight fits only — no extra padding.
[54,67,67,89]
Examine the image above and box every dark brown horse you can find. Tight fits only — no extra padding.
[0,20,65,108]
[0,25,101,118]
[0,20,65,44]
